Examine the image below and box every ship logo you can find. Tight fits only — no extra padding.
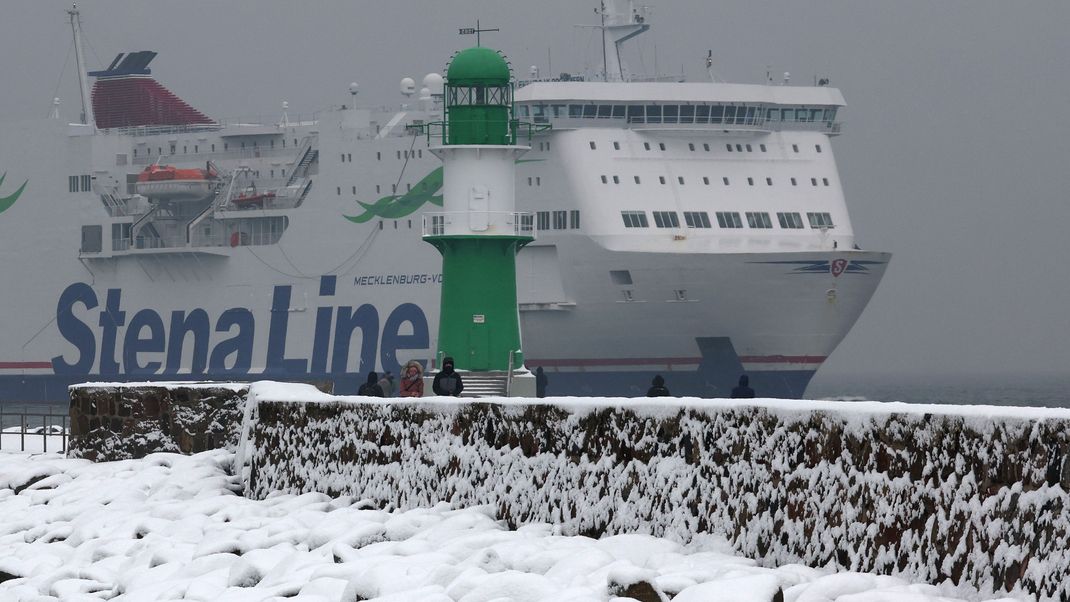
[752,259,886,276]
[344,167,443,223]
[0,172,29,215]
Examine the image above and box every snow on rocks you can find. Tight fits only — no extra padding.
[241,383,1069,599]
[0,449,1022,601]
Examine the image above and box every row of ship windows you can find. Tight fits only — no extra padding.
[600,174,832,187]
[519,103,838,127]
[68,174,93,193]
[535,210,582,230]
[343,149,425,163]
[621,210,834,230]
[131,139,300,157]
[593,141,822,154]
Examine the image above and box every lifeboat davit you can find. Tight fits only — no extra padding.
[135,163,217,202]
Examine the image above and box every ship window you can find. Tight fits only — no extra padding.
[735,144,743,152]
[379,221,384,230]
[601,175,608,184]
[621,211,648,228]
[710,105,724,124]
[723,177,730,185]
[823,178,830,186]
[68,175,77,192]
[613,105,626,118]
[570,210,580,229]
[644,142,651,151]
[696,105,710,122]
[678,177,685,185]
[80,225,102,253]
[418,150,423,158]
[653,211,679,228]
[183,146,187,154]
[808,212,834,228]
[724,106,736,123]
[536,177,541,186]
[679,105,694,123]
[392,184,397,193]
[584,105,597,118]
[171,145,177,154]
[746,212,773,229]
[537,211,550,230]
[376,185,381,193]
[663,105,678,124]
[792,144,799,153]
[811,178,818,186]
[397,151,402,159]
[659,142,666,151]
[598,105,612,118]
[689,143,695,151]
[715,212,743,228]
[627,105,643,123]
[341,153,346,162]
[760,144,767,152]
[634,176,641,184]
[766,177,773,186]
[377,152,381,161]
[684,211,712,228]
[816,144,823,153]
[567,104,581,117]
[590,141,597,150]
[81,175,92,191]
[746,144,753,152]
[159,147,164,154]
[726,144,733,152]
[703,143,710,151]
[126,173,138,194]
[528,177,533,186]
[610,270,632,285]
[747,177,754,186]
[212,144,216,152]
[703,177,710,185]
[659,176,666,185]
[613,176,620,184]
[352,186,357,194]
[791,177,798,186]
[337,187,341,196]
[777,212,805,229]
[553,210,568,229]
[645,105,661,124]
[613,141,620,150]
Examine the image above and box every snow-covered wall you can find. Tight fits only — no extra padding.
[242,383,1070,599]
[68,382,249,461]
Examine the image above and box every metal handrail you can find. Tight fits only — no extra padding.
[0,405,69,453]
[506,350,515,396]
[422,211,536,238]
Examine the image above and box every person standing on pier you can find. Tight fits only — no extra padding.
[433,357,464,397]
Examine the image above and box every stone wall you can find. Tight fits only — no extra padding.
[240,385,1070,600]
[68,382,249,462]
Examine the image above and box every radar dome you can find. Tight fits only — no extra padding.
[446,47,510,86]
[422,73,444,95]
[400,77,416,97]
[348,82,359,96]
[419,87,432,101]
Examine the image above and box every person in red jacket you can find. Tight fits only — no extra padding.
[399,360,425,397]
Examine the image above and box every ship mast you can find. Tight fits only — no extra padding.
[67,4,94,127]
[597,0,650,82]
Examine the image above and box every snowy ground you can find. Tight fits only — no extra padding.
[0,450,1022,602]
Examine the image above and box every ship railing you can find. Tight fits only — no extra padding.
[421,211,536,239]
[418,120,551,146]
[0,404,70,454]
[104,112,320,139]
[132,146,300,166]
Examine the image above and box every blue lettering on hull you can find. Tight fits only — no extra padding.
[49,277,431,383]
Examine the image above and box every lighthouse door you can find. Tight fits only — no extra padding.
[468,322,490,370]
[468,185,489,231]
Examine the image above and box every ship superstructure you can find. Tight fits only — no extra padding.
[0,2,888,401]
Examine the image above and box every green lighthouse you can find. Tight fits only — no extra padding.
[423,46,539,379]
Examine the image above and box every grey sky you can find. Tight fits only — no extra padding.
[2,1,1069,379]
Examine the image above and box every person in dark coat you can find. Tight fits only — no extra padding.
[731,374,755,398]
[646,374,671,397]
[432,356,464,397]
[358,371,385,397]
[535,366,548,398]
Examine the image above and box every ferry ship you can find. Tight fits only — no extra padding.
[0,3,889,401]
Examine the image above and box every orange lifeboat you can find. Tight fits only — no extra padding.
[135,163,217,201]
[232,189,276,209]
